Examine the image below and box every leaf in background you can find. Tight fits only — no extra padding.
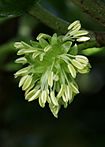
[0,0,39,17]
[82,47,105,56]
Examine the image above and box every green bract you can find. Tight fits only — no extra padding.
[14,20,91,118]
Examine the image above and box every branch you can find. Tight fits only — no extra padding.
[28,3,69,34]
[71,0,105,27]
[28,2,105,47]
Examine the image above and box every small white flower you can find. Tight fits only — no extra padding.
[14,20,91,117]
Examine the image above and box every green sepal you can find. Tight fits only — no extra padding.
[62,41,72,53]
[69,44,78,55]
[51,33,58,45]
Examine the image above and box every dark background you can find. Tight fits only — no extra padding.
[0,0,105,146]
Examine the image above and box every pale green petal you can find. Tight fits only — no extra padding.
[25,83,35,96]
[71,22,81,31]
[15,57,27,64]
[19,75,28,87]
[62,93,68,103]
[47,96,51,103]
[36,33,51,40]
[22,75,32,91]
[39,90,47,108]
[66,85,72,101]
[17,49,36,55]
[68,20,80,30]
[14,42,24,49]
[75,55,89,65]
[32,52,41,59]
[44,45,52,52]
[28,89,41,102]
[78,66,90,74]
[67,85,73,103]
[73,30,88,37]
[70,82,79,94]
[77,36,90,42]
[48,71,53,87]
[25,85,40,100]
[50,91,58,106]
[14,66,31,77]
[25,88,36,100]
[39,53,45,61]
[69,29,78,36]
[39,96,45,108]
[21,41,33,48]
[68,63,76,78]
[57,84,65,98]
[71,59,84,70]
[49,103,60,118]
[53,74,59,81]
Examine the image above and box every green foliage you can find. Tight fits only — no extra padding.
[0,0,39,16]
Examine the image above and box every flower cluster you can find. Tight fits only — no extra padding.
[14,20,91,117]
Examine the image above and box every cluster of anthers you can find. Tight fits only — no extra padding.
[14,20,91,117]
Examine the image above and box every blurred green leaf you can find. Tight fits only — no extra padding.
[0,41,15,65]
[82,47,105,56]
[0,0,39,17]
[4,62,22,71]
